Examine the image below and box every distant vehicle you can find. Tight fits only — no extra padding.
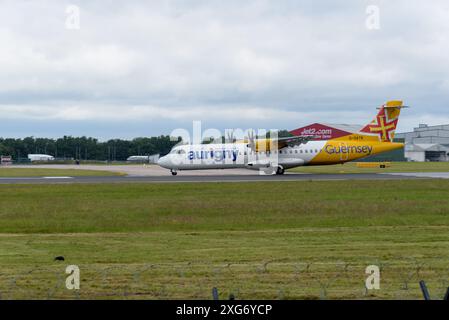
[1,155,13,166]
[28,154,55,162]
[158,100,407,175]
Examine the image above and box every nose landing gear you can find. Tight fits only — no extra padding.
[170,170,178,176]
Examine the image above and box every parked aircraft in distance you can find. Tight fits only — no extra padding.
[158,100,407,175]
[28,154,55,162]
[126,154,160,164]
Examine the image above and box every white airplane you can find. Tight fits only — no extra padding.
[28,154,55,162]
[158,100,406,175]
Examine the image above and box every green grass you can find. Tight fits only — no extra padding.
[0,180,449,233]
[0,181,448,299]
[0,168,124,177]
[289,161,449,174]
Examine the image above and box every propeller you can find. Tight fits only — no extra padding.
[246,130,256,152]
[226,130,235,143]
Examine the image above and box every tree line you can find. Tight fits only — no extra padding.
[0,130,292,161]
[0,136,181,161]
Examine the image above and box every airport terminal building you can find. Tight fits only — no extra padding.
[396,124,449,162]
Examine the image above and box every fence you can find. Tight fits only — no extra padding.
[0,258,447,300]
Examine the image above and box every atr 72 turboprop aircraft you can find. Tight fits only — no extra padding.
[158,100,407,175]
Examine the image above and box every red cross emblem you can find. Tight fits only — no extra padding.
[365,108,398,142]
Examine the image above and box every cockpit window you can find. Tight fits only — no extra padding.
[171,149,186,155]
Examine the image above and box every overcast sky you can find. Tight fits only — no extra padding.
[1,0,449,140]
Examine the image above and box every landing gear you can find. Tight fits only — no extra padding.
[276,166,285,175]
[260,166,284,175]
[170,170,178,176]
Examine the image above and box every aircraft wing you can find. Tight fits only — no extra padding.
[247,135,317,152]
[275,135,317,149]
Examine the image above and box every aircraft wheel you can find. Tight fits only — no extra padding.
[276,166,285,175]
[171,170,178,176]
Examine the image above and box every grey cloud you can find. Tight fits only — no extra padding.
[0,0,448,137]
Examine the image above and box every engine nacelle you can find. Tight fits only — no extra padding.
[245,160,272,170]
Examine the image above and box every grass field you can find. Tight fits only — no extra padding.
[0,180,448,299]
[0,168,123,177]
[289,161,449,174]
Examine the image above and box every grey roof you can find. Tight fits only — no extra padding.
[405,143,449,152]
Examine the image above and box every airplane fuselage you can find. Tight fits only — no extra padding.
[158,100,406,174]
[157,140,404,172]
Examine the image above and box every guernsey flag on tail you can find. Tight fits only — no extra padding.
[359,100,403,142]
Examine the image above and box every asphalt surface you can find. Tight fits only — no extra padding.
[0,172,437,184]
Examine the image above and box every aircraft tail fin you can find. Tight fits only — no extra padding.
[360,100,405,142]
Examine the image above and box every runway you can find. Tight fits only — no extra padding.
[0,172,446,184]
[2,165,449,184]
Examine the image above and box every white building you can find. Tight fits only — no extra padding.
[396,124,449,162]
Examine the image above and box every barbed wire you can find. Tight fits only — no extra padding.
[0,257,447,299]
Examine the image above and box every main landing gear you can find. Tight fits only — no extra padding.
[275,166,285,175]
[170,170,178,176]
[261,165,285,175]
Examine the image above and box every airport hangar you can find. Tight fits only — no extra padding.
[396,124,449,162]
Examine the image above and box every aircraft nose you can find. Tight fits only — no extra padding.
[157,155,170,168]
